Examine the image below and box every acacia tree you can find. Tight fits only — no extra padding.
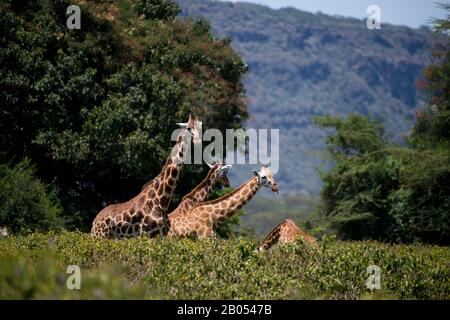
[315,5,450,244]
[412,3,450,148]
[315,113,449,244]
[404,3,450,244]
[314,114,400,241]
[0,0,248,229]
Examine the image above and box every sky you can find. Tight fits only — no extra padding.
[224,0,447,28]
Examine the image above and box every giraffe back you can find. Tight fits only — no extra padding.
[258,219,316,251]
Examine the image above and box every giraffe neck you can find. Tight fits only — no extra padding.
[169,168,219,216]
[146,130,190,211]
[157,163,181,211]
[168,130,191,167]
[207,176,261,222]
[258,220,284,251]
[185,168,219,203]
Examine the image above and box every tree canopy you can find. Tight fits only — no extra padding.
[315,6,450,245]
[0,0,248,230]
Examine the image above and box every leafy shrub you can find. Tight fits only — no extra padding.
[0,252,147,299]
[0,160,62,234]
[0,232,448,299]
[315,114,450,244]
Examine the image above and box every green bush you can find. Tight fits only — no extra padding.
[315,114,450,244]
[0,160,63,234]
[0,252,147,299]
[0,232,448,299]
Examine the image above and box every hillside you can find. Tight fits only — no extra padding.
[176,0,432,195]
[241,194,318,235]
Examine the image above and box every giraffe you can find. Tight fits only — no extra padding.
[257,218,316,251]
[90,114,202,239]
[167,161,232,237]
[170,166,279,238]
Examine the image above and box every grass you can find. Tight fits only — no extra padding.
[0,231,448,299]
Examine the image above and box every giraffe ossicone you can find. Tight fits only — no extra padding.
[90,114,202,239]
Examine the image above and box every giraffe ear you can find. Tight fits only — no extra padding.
[206,162,214,169]
[252,170,259,177]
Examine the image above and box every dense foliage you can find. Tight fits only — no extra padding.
[314,7,450,245]
[0,232,448,299]
[0,0,248,230]
[412,4,450,149]
[315,114,450,245]
[0,160,63,234]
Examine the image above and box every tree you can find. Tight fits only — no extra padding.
[314,6,450,245]
[0,0,248,230]
[315,112,449,244]
[314,114,400,241]
[402,3,450,244]
[0,159,63,234]
[411,3,450,149]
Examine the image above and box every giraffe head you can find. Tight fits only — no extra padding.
[253,166,279,193]
[207,161,232,187]
[177,114,202,145]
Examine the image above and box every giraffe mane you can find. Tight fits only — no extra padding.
[180,165,219,201]
[260,219,285,245]
[192,176,258,208]
[140,130,186,192]
[140,171,164,192]
[141,179,154,192]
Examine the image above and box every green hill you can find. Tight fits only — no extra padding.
[176,0,432,194]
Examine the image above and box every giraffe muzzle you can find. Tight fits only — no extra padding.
[272,184,279,194]
[221,176,230,188]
